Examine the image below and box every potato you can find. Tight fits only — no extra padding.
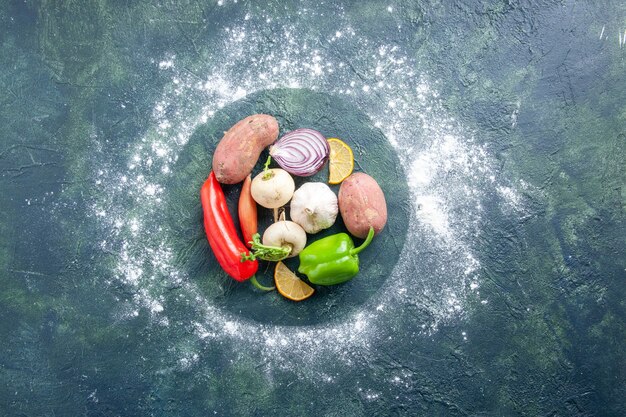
[212,114,279,184]
[338,172,387,238]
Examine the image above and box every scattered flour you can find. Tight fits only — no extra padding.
[90,4,528,381]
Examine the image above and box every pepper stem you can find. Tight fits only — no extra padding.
[249,275,275,291]
[350,227,375,256]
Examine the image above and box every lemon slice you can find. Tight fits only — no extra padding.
[327,138,354,184]
[274,261,314,301]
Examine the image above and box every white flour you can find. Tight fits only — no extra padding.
[90,4,527,381]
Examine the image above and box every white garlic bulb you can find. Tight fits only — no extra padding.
[289,182,338,234]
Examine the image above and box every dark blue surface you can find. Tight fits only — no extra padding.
[1,1,625,416]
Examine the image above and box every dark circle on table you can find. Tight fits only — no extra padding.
[165,88,410,326]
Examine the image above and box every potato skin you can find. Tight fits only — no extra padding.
[338,172,387,238]
[212,114,279,184]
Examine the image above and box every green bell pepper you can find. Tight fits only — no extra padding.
[298,227,375,285]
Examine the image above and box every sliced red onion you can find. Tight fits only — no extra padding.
[269,128,330,177]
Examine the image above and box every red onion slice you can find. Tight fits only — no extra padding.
[269,128,330,177]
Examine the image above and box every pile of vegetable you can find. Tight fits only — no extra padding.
[201,114,388,301]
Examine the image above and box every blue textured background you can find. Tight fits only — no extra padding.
[1,1,624,416]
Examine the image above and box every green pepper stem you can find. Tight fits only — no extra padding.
[249,275,275,291]
[350,227,375,256]
[240,233,291,262]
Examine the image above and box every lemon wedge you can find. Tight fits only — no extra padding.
[327,138,354,185]
[274,261,314,302]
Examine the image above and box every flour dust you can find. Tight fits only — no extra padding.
[89,3,528,382]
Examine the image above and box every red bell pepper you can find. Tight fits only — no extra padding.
[200,172,273,290]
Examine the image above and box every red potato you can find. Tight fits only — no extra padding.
[212,114,279,184]
[338,172,387,239]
